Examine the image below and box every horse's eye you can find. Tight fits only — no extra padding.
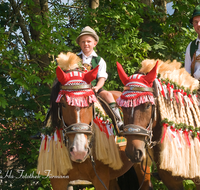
[146,103,151,109]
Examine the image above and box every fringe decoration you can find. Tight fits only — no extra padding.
[37,129,72,177]
[116,95,155,107]
[93,119,123,170]
[155,76,200,179]
[56,90,97,107]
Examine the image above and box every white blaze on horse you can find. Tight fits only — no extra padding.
[117,59,200,190]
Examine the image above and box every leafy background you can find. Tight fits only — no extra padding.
[0,0,199,189]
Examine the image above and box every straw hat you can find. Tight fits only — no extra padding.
[76,26,99,44]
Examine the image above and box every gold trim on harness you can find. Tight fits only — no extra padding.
[61,84,92,90]
[124,86,154,92]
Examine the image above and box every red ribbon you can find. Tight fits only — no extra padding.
[161,123,168,143]
[178,89,184,104]
[44,135,47,150]
[197,132,200,142]
[167,83,171,99]
[183,92,187,96]
[173,90,179,103]
[188,94,193,104]
[102,122,109,138]
[183,130,191,147]
[94,117,103,131]
[94,117,109,138]
[170,126,176,138]
[158,79,165,97]
[56,129,62,148]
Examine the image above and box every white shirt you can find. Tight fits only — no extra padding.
[185,37,200,79]
[77,51,108,80]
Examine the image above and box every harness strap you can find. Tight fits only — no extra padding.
[60,84,92,90]
[124,86,154,92]
[62,121,93,134]
[90,155,108,190]
[122,124,151,136]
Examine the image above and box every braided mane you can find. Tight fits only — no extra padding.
[140,59,200,179]
[139,59,199,92]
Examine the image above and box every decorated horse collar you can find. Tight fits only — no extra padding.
[124,86,154,92]
[60,84,92,90]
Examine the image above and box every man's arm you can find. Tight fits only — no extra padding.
[92,77,106,92]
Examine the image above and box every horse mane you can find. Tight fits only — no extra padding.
[139,59,199,92]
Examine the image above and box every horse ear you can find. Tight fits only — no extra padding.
[56,66,69,85]
[143,61,158,86]
[116,62,129,85]
[83,65,99,83]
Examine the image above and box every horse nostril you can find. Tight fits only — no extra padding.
[70,147,74,152]
[135,149,143,161]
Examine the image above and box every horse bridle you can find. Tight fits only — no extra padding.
[59,83,94,135]
[122,86,158,190]
[58,83,109,190]
[58,84,95,162]
[121,86,157,148]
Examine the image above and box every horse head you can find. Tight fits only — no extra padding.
[54,61,99,163]
[116,61,158,163]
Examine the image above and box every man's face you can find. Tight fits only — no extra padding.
[79,35,97,56]
[193,16,200,37]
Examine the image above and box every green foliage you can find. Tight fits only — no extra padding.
[183,180,196,190]
[1,0,200,189]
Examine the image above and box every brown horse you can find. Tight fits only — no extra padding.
[116,60,200,190]
[38,66,133,190]
[36,49,153,190]
[48,78,152,190]
[37,52,154,190]
[36,66,133,190]
[111,91,153,190]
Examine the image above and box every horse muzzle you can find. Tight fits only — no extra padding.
[70,146,90,163]
[68,133,92,163]
[125,148,144,163]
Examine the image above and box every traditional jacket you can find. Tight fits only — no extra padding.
[185,37,200,79]
[77,51,108,86]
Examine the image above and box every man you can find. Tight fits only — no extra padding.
[185,5,200,79]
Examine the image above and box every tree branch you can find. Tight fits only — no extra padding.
[9,0,31,46]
